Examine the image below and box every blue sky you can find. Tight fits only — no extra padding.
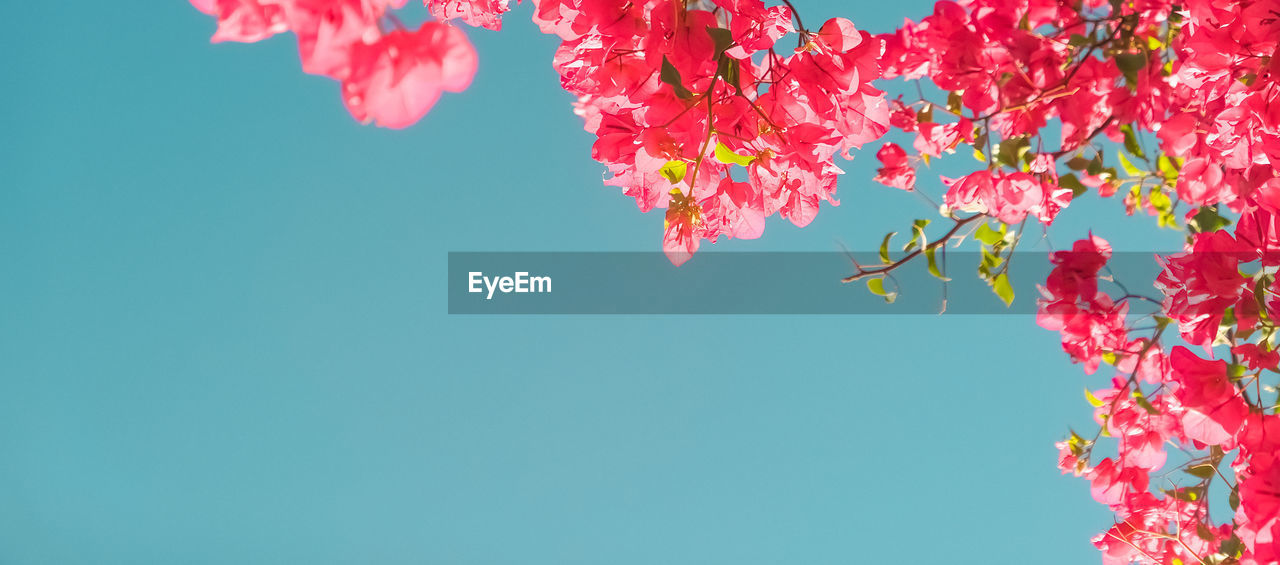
[0,1,1185,564]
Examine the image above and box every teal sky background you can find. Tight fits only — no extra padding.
[1,2,1186,564]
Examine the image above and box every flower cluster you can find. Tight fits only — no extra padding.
[191,0,478,128]
[197,0,893,265]
[1041,229,1275,564]
[863,0,1280,562]
[1037,235,1129,375]
[1156,0,1280,210]
[194,1,1280,560]
[534,0,889,264]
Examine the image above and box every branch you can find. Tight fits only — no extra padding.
[842,215,982,282]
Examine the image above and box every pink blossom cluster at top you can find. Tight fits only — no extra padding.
[190,0,478,128]
[194,0,891,266]
[529,1,889,265]
[870,0,1280,222]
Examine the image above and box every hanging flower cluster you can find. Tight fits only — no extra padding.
[858,0,1280,562]
[194,0,889,265]
[193,1,1280,561]
[191,0,478,128]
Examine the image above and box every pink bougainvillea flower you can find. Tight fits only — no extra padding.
[286,0,400,79]
[425,0,512,31]
[717,0,793,58]
[1155,230,1251,346]
[1169,346,1248,446]
[873,142,915,191]
[663,190,704,267]
[342,22,478,129]
[191,0,289,43]
[1234,343,1280,371]
[942,170,1068,225]
[1088,457,1149,507]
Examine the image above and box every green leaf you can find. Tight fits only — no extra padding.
[903,219,929,252]
[1195,523,1216,542]
[1085,388,1105,408]
[981,246,1003,271]
[947,90,962,114]
[867,278,896,303]
[1167,486,1204,502]
[903,235,919,253]
[713,142,755,167]
[714,55,743,95]
[992,272,1014,306]
[1066,156,1090,171]
[1066,429,1088,455]
[1229,363,1248,379]
[1133,393,1160,415]
[879,232,895,264]
[1115,52,1148,73]
[912,219,930,247]
[1185,463,1216,480]
[972,132,989,162]
[660,56,694,99]
[1116,151,1143,177]
[996,136,1030,169]
[1230,489,1241,511]
[1120,123,1146,159]
[1148,187,1172,212]
[1086,153,1104,176]
[1157,155,1180,180]
[1221,535,1244,558]
[1059,173,1088,197]
[925,247,949,281]
[1189,206,1232,234]
[1255,275,1273,322]
[1115,52,1148,84]
[706,26,733,56]
[1068,33,1091,47]
[659,160,687,184]
[721,57,741,95]
[974,222,1006,246]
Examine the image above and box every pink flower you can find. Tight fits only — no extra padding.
[1155,231,1250,345]
[1237,417,1280,564]
[1037,235,1131,373]
[191,0,288,43]
[425,0,511,31]
[1176,158,1227,206]
[942,170,1068,225]
[873,143,915,191]
[912,119,971,157]
[717,0,793,58]
[341,22,478,129]
[1169,346,1248,446]
[1234,343,1280,371]
[888,99,917,132]
[285,0,393,79]
[1089,457,1149,507]
[663,190,704,267]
